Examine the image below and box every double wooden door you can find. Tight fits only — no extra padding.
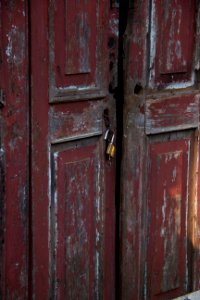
[1,1,200,299]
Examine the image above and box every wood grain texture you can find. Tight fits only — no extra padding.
[50,141,104,299]
[146,94,199,134]
[31,1,117,299]
[49,0,107,102]
[147,134,193,299]
[149,0,196,88]
[121,1,200,299]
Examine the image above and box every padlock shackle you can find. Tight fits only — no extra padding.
[110,132,115,143]
[104,129,110,140]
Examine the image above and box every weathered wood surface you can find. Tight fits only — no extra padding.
[31,1,117,299]
[121,0,200,299]
[0,1,29,298]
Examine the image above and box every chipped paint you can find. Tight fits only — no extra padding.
[48,0,108,103]
[149,0,157,86]
[49,102,103,143]
[164,73,195,89]
[161,189,167,235]
[78,12,90,73]
[172,166,177,182]
[109,17,119,37]
[146,94,199,135]
[149,0,195,88]
[32,1,116,297]
[6,25,25,64]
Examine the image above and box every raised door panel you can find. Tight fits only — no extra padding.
[147,132,195,299]
[50,139,104,299]
[49,0,107,102]
[149,0,196,88]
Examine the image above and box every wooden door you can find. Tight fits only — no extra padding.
[0,1,29,298]
[31,1,118,299]
[121,1,200,299]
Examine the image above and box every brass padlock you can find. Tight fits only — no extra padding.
[106,133,116,158]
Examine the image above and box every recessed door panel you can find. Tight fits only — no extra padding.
[49,0,107,102]
[50,140,104,299]
[147,133,194,299]
[149,0,196,87]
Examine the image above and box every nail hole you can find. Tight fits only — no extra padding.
[134,83,143,94]
[108,37,116,49]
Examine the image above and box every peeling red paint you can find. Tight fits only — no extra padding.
[149,0,196,88]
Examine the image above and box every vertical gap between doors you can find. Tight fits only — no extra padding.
[115,1,129,299]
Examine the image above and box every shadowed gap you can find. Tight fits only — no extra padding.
[115,1,129,299]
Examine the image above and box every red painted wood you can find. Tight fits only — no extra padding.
[50,0,107,101]
[31,0,49,297]
[126,0,149,92]
[147,136,192,299]
[49,102,103,143]
[0,1,29,298]
[121,1,200,299]
[120,1,149,299]
[65,1,96,75]
[146,94,199,134]
[31,1,117,299]
[54,143,100,299]
[150,0,196,87]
